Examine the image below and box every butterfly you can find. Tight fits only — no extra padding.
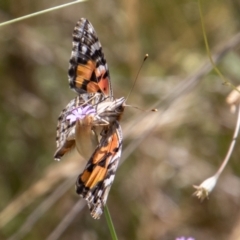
[54,18,125,219]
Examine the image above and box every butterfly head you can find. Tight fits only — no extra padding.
[97,97,125,123]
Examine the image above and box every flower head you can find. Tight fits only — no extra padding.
[193,175,218,201]
[66,105,96,124]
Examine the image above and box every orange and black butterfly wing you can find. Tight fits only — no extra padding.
[76,122,122,219]
[68,18,112,98]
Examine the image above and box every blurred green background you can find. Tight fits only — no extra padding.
[1,0,240,239]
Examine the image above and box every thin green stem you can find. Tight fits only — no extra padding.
[0,0,87,27]
[104,205,118,240]
[198,0,240,93]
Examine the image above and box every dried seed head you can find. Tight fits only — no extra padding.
[193,175,218,201]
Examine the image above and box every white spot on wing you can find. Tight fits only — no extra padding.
[95,65,105,76]
[91,42,101,52]
[81,45,87,54]
[103,175,115,187]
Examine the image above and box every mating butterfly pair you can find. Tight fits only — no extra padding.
[54,18,125,219]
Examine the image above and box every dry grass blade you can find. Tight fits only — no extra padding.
[122,31,240,155]
[46,200,85,240]
[0,155,85,228]
[0,0,88,27]
[7,178,75,240]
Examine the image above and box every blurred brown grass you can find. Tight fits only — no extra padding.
[1,0,240,239]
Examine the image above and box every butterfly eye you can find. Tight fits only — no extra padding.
[116,105,124,113]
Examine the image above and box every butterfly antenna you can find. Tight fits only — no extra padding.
[124,104,158,112]
[125,54,149,103]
